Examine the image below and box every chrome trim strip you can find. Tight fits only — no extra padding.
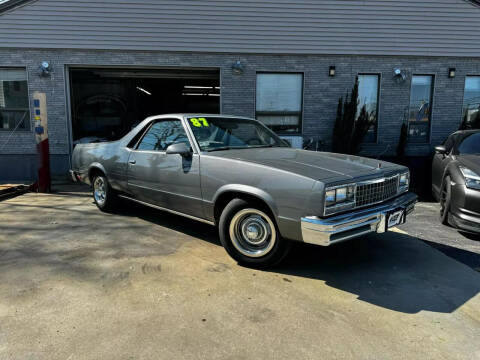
[325,183,357,190]
[118,195,215,226]
[356,174,399,186]
[127,182,203,201]
[303,192,417,246]
[324,201,355,215]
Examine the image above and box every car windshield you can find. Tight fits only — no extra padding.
[458,133,480,155]
[186,116,289,151]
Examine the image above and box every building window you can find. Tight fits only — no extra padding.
[462,76,480,128]
[0,68,30,130]
[256,73,303,133]
[408,75,434,143]
[357,74,380,143]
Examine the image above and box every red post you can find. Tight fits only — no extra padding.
[33,92,51,193]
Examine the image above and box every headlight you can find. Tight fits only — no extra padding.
[336,187,348,202]
[324,185,355,214]
[399,172,410,192]
[460,167,480,190]
[325,190,336,206]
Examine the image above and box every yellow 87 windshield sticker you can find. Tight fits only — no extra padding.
[189,117,209,127]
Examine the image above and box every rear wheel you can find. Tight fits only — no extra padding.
[218,198,291,267]
[92,174,116,212]
[439,175,452,226]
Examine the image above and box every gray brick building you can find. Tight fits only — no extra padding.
[1,0,480,181]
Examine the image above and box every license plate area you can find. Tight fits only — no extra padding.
[387,209,405,229]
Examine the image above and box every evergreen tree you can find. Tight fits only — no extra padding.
[331,78,372,155]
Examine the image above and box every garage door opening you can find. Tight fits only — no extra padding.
[69,67,220,145]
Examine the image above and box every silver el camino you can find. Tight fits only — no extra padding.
[71,114,417,267]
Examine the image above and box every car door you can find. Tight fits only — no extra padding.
[126,118,204,218]
[432,134,455,196]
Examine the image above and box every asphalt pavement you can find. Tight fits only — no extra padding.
[398,201,480,272]
[0,185,479,360]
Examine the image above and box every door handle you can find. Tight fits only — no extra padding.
[129,159,136,165]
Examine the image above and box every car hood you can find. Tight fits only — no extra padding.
[207,147,404,182]
[457,154,480,175]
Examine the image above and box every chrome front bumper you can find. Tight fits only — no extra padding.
[301,192,417,246]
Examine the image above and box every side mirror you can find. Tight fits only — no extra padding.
[434,145,447,155]
[166,142,191,156]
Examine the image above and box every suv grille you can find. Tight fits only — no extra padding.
[355,175,399,207]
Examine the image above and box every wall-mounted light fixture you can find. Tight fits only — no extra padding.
[448,67,456,78]
[393,68,406,84]
[329,66,336,77]
[232,60,244,75]
[38,61,52,77]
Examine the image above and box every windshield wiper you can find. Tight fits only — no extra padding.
[206,144,284,152]
[250,144,277,148]
[206,146,231,152]
[206,146,253,152]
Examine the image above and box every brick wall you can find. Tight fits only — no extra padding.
[0,48,479,180]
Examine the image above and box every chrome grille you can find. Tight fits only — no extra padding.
[355,175,399,207]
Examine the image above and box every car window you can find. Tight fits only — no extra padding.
[136,120,189,151]
[457,133,480,155]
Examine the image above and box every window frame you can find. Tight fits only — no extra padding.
[133,118,191,153]
[254,71,305,135]
[127,121,153,149]
[461,75,480,127]
[407,74,436,144]
[356,73,381,144]
[0,66,31,132]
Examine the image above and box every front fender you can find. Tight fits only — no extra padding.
[444,161,465,187]
[212,184,278,217]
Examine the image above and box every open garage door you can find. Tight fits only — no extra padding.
[68,67,220,145]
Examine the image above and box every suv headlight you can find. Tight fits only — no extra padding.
[399,172,410,192]
[324,184,355,214]
[460,167,480,190]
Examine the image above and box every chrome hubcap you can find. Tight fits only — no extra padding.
[93,177,106,206]
[229,208,276,258]
[245,224,261,242]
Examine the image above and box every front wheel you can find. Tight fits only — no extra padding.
[218,198,291,267]
[92,174,116,212]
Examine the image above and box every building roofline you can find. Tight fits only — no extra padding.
[2,0,479,14]
[0,0,35,14]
